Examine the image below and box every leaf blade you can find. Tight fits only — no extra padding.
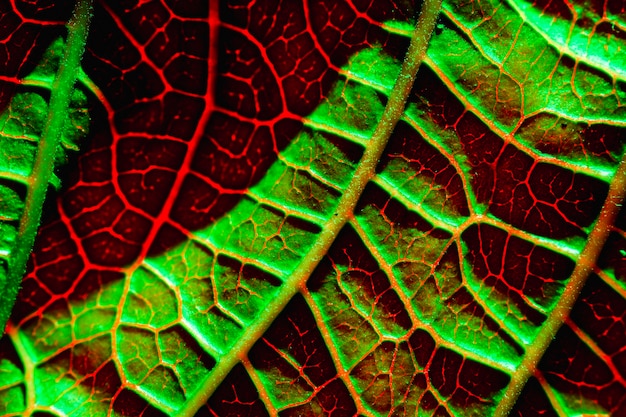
[1,0,625,415]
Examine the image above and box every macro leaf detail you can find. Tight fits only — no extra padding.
[0,0,625,416]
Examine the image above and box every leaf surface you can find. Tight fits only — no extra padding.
[0,0,625,416]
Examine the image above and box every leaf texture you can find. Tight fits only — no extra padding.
[0,0,625,416]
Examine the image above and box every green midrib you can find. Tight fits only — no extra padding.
[0,0,93,332]
[178,0,443,414]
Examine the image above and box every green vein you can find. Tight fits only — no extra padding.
[0,0,93,332]
[495,148,626,416]
[179,0,443,414]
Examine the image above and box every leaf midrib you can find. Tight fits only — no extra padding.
[1,0,94,332]
[179,0,443,414]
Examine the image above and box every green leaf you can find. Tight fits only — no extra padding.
[1,0,625,416]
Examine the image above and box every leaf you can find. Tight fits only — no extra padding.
[0,0,625,416]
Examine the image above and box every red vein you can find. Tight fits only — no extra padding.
[566,317,626,387]
[300,287,377,417]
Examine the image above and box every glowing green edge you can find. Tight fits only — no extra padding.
[0,0,94,332]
